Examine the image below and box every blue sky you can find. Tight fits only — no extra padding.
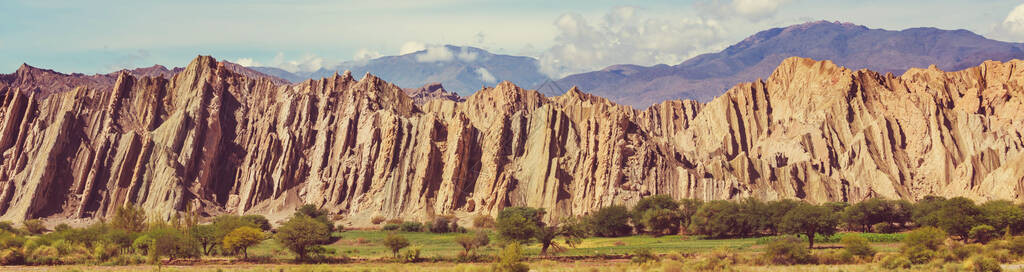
[2,0,1024,77]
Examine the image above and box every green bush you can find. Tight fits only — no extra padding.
[132,235,154,255]
[429,217,454,233]
[22,219,46,235]
[400,246,422,263]
[815,249,854,265]
[841,234,876,258]
[948,243,984,261]
[904,245,938,264]
[0,248,25,265]
[382,224,400,231]
[904,226,947,251]
[764,236,814,265]
[28,245,60,265]
[880,254,912,269]
[1006,236,1024,256]
[472,214,496,228]
[492,243,529,272]
[0,231,26,250]
[970,225,998,244]
[963,255,1002,272]
[400,221,424,232]
[275,214,332,261]
[585,205,633,237]
[631,248,659,264]
[873,222,898,233]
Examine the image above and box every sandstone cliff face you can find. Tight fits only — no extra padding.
[0,56,1021,225]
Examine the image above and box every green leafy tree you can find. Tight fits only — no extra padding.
[296,204,335,233]
[841,234,876,258]
[585,205,632,237]
[979,200,1024,234]
[535,217,586,255]
[222,226,265,259]
[493,243,529,272]
[779,203,838,248]
[275,214,331,261]
[677,198,703,232]
[383,232,410,258]
[189,224,218,255]
[21,219,46,235]
[111,204,148,233]
[455,230,490,255]
[146,227,200,262]
[764,199,800,235]
[689,200,741,238]
[631,195,679,232]
[241,215,272,231]
[640,208,681,236]
[496,207,545,244]
[968,224,997,244]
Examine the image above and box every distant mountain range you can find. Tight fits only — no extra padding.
[547,21,1024,107]
[251,45,550,96]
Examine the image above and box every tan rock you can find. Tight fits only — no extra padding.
[0,55,1021,226]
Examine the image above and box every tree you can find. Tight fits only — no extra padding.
[935,197,982,239]
[640,208,681,236]
[841,234,876,258]
[275,214,331,261]
[222,226,264,259]
[146,227,200,262]
[455,231,489,255]
[585,205,632,237]
[969,225,997,244]
[535,217,586,255]
[632,195,679,232]
[296,204,335,233]
[764,199,800,235]
[242,215,272,231]
[189,224,218,255]
[111,204,148,233]
[677,198,703,232]
[493,243,529,272]
[496,207,545,244]
[689,200,741,238]
[21,219,46,235]
[779,203,838,248]
[979,200,1024,234]
[383,232,410,258]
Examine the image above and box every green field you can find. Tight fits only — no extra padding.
[244,230,901,260]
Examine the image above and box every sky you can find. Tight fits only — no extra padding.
[3,0,1024,78]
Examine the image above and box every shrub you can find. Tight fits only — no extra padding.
[949,243,984,261]
[492,243,529,272]
[385,218,404,225]
[28,245,59,265]
[631,248,659,264]
[383,232,410,258]
[371,216,386,225]
[970,225,998,244]
[472,214,496,228]
[585,205,632,237]
[873,222,898,234]
[381,224,400,231]
[904,226,947,251]
[132,235,154,255]
[842,234,876,258]
[455,230,490,255]
[0,222,17,233]
[147,227,201,261]
[963,255,1002,272]
[400,221,424,232]
[815,249,854,265]
[223,226,265,259]
[632,195,679,232]
[641,208,682,236]
[22,219,46,235]
[880,254,912,270]
[1007,236,1024,256]
[904,245,938,264]
[400,246,421,263]
[764,236,814,265]
[241,215,272,231]
[53,223,71,232]
[92,242,120,262]
[0,231,26,250]
[430,217,453,233]
[0,248,24,265]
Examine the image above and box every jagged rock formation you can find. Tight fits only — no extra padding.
[403,82,464,104]
[0,55,1021,226]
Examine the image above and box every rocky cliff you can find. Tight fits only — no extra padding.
[0,56,1021,225]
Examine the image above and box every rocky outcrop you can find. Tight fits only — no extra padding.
[0,55,1021,226]
[403,82,464,104]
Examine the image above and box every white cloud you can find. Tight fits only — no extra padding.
[234,57,262,67]
[268,52,331,73]
[416,45,455,62]
[538,6,724,78]
[399,41,427,55]
[353,49,381,61]
[697,0,792,21]
[993,3,1024,41]
[456,47,478,62]
[475,67,496,83]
